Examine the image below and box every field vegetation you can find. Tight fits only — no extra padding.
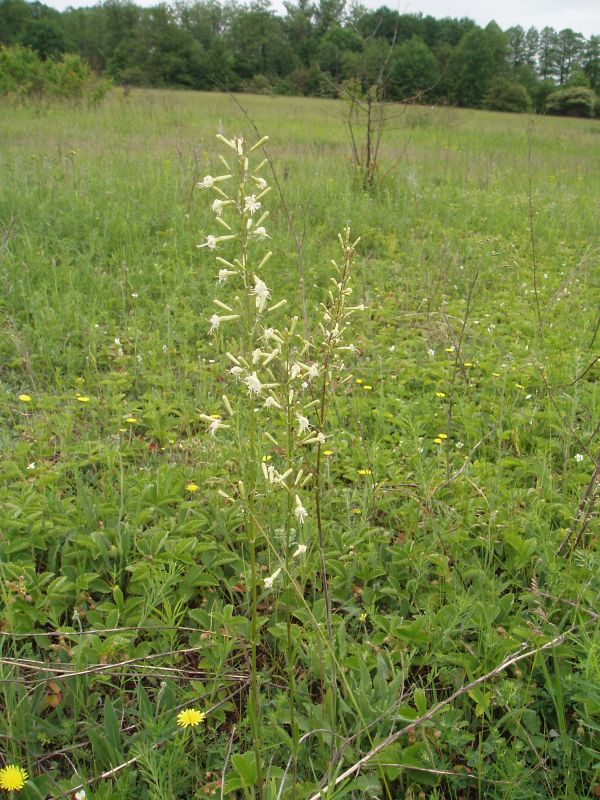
[0,89,599,799]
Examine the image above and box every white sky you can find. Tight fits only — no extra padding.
[45,0,600,37]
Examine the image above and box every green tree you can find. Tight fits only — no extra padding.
[484,77,532,112]
[546,84,598,117]
[449,22,508,107]
[20,16,67,59]
[554,28,584,85]
[538,26,558,79]
[0,0,31,45]
[388,35,439,100]
[506,25,525,67]
[582,35,600,92]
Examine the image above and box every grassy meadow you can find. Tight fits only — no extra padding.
[0,89,599,799]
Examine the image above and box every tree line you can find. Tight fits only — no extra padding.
[1,0,599,115]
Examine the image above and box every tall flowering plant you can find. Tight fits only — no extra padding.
[196,133,364,797]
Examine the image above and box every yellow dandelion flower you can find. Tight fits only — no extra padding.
[445,347,454,353]
[363,385,373,390]
[515,383,525,389]
[464,362,473,367]
[359,612,367,622]
[492,372,501,378]
[77,396,90,403]
[18,394,32,403]
[186,482,199,493]
[357,468,372,476]
[352,508,361,515]
[434,438,443,444]
[437,433,448,439]
[177,708,205,728]
[0,764,28,792]
[323,450,334,456]
[261,455,272,462]
[354,378,363,384]
[210,414,221,419]
[435,391,446,398]
[126,417,137,424]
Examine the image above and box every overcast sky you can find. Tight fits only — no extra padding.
[42,0,600,37]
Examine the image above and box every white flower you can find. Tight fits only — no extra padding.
[75,792,87,800]
[200,235,218,250]
[264,568,281,590]
[27,462,36,470]
[209,419,225,436]
[244,194,261,214]
[197,175,215,189]
[265,396,282,409]
[296,413,310,434]
[251,276,271,313]
[427,348,435,357]
[229,365,244,379]
[252,348,264,365]
[294,495,308,524]
[217,268,236,283]
[292,544,307,558]
[212,199,224,216]
[316,432,326,444]
[290,363,302,380]
[252,226,270,241]
[575,453,584,462]
[209,313,238,334]
[245,372,263,396]
[455,441,464,449]
[307,363,319,380]
[253,176,268,190]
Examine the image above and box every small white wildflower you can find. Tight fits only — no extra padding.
[212,198,224,216]
[316,432,326,444]
[198,175,215,189]
[217,268,236,283]
[27,462,36,470]
[244,194,261,214]
[265,396,282,409]
[253,176,268,190]
[75,791,87,800]
[307,363,320,380]
[574,453,584,462]
[209,314,221,334]
[229,365,244,379]
[294,494,308,524]
[251,276,271,313]
[252,348,264,365]
[209,419,226,437]
[252,226,270,241]
[455,441,464,449]
[200,235,218,250]
[292,544,307,558]
[427,348,435,357]
[245,372,263,396]
[290,363,302,380]
[131,292,138,298]
[114,338,121,345]
[264,567,282,590]
[296,413,310,434]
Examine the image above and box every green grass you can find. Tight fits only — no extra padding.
[0,89,599,800]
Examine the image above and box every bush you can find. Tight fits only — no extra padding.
[0,44,110,103]
[545,85,599,118]
[483,78,532,113]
